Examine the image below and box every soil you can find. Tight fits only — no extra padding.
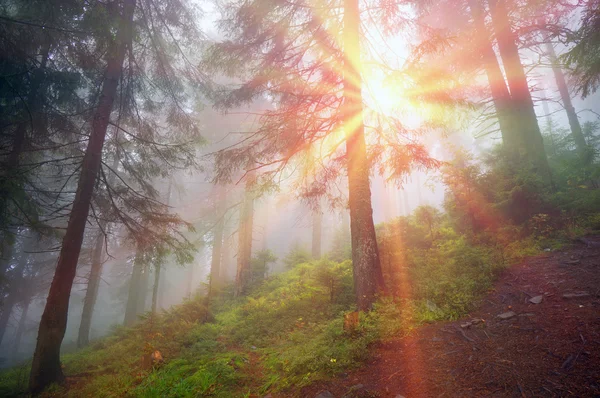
[298,236,600,398]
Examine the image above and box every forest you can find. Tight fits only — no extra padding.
[0,0,600,396]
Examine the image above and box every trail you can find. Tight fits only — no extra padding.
[300,236,600,397]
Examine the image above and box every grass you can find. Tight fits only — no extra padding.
[2,218,575,397]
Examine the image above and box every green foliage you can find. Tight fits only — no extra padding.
[282,242,311,268]
[250,249,278,284]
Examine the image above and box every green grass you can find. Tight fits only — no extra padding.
[0,225,558,397]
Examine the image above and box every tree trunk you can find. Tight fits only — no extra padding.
[311,201,322,259]
[234,177,254,297]
[468,0,518,149]
[545,42,588,158]
[29,2,135,391]
[77,233,104,348]
[151,264,160,314]
[124,253,144,327]
[77,135,120,348]
[11,296,31,363]
[137,266,149,312]
[343,0,385,311]
[151,180,172,313]
[209,185,226,298]
[0,250,28,346]
[221,218,232,281]
[488,0,552,183]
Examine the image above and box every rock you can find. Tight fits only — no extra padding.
[251,345,257,350]
[497,311,516,320]
[529,295,543,304]
[263,394,273,398]
[432,337,443,342]
[395,395,406,398]
[563,291,590,299]
[316,391,335,398]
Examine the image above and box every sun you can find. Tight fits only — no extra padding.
[363,69,424,128]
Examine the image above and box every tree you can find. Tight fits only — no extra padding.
[311,202,323,259]
[563,0,600,98]
[29,0,204,390]
[204,0,446,309]
[415,205,443,241]
[342,0,386,309]
[208,184,227,298]
[487,0,552,183]
[250,249,277,283]
[235,173,255,297]
[545,41,588,159]
[29,1,137,391]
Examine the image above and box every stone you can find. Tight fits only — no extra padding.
[563,291,590,299]
[316,391,335,398]
[529,295,543,304]
[497,311,516,320]
[395,395,406,398]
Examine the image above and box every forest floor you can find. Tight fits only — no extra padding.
[297,236,600,398]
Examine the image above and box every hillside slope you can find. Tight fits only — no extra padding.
[300,236,600,397]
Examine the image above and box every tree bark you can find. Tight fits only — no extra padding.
[343,0,385,311]
[29,2,135,392]
[124,253,144,327]
[77,134,120,348]
[468,0,518,149]
[311,201,322,259]
[488,0,552,183]
[234,177,255,297]
[77,233,104,348]
[209,185,226,298]
[0,250,28,346]
[545,42,588,158]
[11,296,31,363]
[151,180,172,314]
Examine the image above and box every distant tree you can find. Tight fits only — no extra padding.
[414,205,443,241]
[283,242,312,268]
[250,249,277,283]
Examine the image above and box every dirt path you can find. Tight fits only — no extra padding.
[300,236,600,397]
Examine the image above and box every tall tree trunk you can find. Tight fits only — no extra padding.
[137,266,149,313]
[151,180,172,314]
[343,0,385,311]
[151,264,160,314]
[124,253,144,327]
[76,233,104,348]
[29,2,135,391]
[311,201,322,259]
[545,42,588,157]
[488,0,552,183]
[77,135,120,348]
[209,185,226,298]
[234,177,254,297]
[468,0,518,149]
[221,218,232,281]
[11,296,31,363]
[0,250,28,346]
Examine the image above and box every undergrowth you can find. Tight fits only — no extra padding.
[3,209,598,397]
